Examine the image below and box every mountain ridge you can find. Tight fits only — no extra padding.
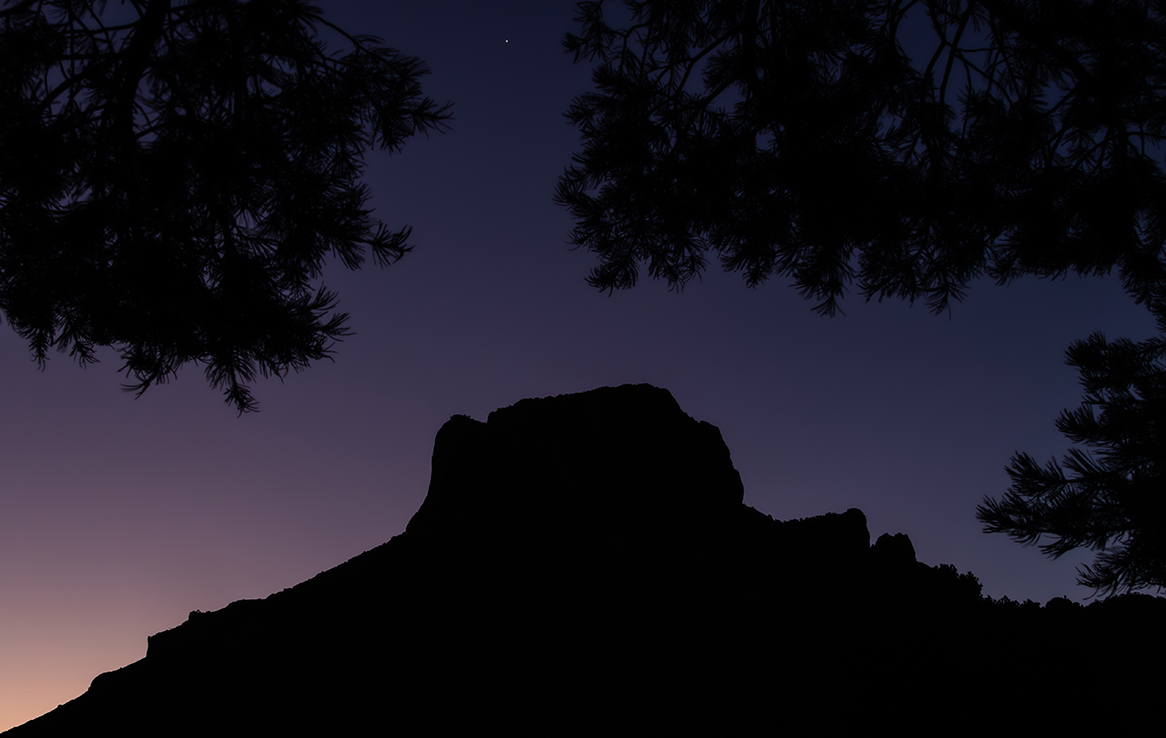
[7,384,1163,735]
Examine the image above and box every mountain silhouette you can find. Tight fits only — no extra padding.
[7,384,1163,735]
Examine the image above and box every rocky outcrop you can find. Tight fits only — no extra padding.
[6,384,1164,736]
[406,384,743,547]
[872,530,917,564]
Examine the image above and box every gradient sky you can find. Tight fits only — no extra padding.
[1,1,1159,730]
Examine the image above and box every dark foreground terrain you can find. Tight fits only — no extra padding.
[7,385,1163,735]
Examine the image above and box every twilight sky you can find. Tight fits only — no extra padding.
[1,1,1159,731]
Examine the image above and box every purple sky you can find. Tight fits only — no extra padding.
[1,1,1158,730]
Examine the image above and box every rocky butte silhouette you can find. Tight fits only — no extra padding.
[6,384,1164,735]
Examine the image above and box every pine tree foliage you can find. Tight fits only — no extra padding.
[557,0,1166,315]
[978,306,1166,595]
[0,0,450,412]
[558,0,1166,591]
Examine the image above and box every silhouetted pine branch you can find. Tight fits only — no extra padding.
[0,0,451,411]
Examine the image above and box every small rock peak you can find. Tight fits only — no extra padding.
[872,532,917,564]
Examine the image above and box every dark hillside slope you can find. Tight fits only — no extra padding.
[7,385,1163,735]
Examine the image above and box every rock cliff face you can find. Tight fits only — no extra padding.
[6,384,1164,736]
[406,384,744,548]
